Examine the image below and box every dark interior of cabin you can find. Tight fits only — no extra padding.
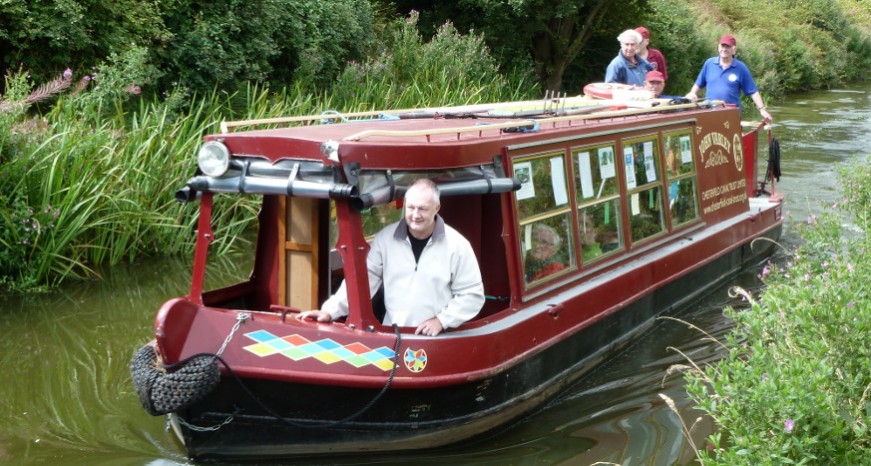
[203,192,512,328]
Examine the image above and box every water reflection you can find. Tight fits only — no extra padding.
[775,86,871,223]
[0,254,249,465]
[1,83,869,465]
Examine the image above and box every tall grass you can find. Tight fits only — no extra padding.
[0,13,538,291]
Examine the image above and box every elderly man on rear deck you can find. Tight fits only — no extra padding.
[605,29,655,86]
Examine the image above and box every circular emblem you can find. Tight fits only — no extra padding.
[404,348,428,373]
[728,73,738,82]
[733,134,744,172]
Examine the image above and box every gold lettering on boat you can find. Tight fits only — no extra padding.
[704,148,730,168]
[698,132,732,168]
[700,178,748,213]
[733,134,744,172]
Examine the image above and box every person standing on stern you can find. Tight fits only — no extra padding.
[635,26,668,81]
[297,178,485,336]
[605,29,655,86]
[684,34,773,122]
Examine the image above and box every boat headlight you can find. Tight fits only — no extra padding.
[197,141,231,177]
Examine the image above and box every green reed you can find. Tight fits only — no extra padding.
[1,64,536,290]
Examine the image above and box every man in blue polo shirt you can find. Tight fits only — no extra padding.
[684,34,773,122]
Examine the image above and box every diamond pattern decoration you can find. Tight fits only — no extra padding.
[242,330,395,371]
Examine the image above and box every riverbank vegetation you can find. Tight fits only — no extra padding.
[2,0,871,290]
[678,158,871,463]
[0,13,530,290]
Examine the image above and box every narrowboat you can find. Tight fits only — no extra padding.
[130,93,783,461]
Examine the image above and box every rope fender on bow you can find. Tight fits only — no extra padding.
[129,312,250,416]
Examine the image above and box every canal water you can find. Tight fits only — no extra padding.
[2,83,870,465]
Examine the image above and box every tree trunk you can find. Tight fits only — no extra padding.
[532,0,612,91]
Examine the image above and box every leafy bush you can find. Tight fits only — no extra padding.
[681,158,871,464]
[331,11,537,110]
[0,0,170,85]
[0,1,375,95]
[155,0,375,92]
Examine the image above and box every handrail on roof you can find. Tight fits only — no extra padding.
[218,98,570,133]
[218,98,724,137]
[343,100,724,142]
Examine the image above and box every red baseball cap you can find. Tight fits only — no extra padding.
[635,27,650,39]
[719,34,737,46]
[645,70,665,82]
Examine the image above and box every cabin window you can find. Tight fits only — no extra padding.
[622,136,666,244]
[662,130,700,227]
[572,144,624,263]
[512,151,576,285]
[360,202,404,238]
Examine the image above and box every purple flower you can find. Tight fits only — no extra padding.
[784,419,796,433]
[847,301,855,308]
[63,68,72,79]
[848,263,855,274]
[761,375,769,382]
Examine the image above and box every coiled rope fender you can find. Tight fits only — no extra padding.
[130,345,220,416]
[130,312,250,416]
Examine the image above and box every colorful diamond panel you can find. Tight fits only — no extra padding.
[242,330,395,371]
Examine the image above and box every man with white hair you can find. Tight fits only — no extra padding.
[605,29,655,86]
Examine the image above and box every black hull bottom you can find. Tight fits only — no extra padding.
[175,225,781,461]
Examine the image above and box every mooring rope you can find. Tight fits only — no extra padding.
[225,323,402,429]
[165,323,403,432]
[153,312,251,431]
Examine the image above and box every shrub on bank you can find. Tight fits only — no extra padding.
[682,157,871,464]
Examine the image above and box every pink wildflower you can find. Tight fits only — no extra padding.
[784,419,796,433]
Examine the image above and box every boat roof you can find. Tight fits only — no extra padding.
[208,97,728,166]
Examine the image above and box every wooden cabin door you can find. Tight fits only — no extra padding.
[279,196,320,310]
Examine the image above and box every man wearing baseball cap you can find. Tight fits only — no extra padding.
[643,70,681,100]
[635,26,668,81]
[684,34,772,122]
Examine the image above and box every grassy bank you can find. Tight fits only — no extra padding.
[679,157,871,464]
[0,15,534,290]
